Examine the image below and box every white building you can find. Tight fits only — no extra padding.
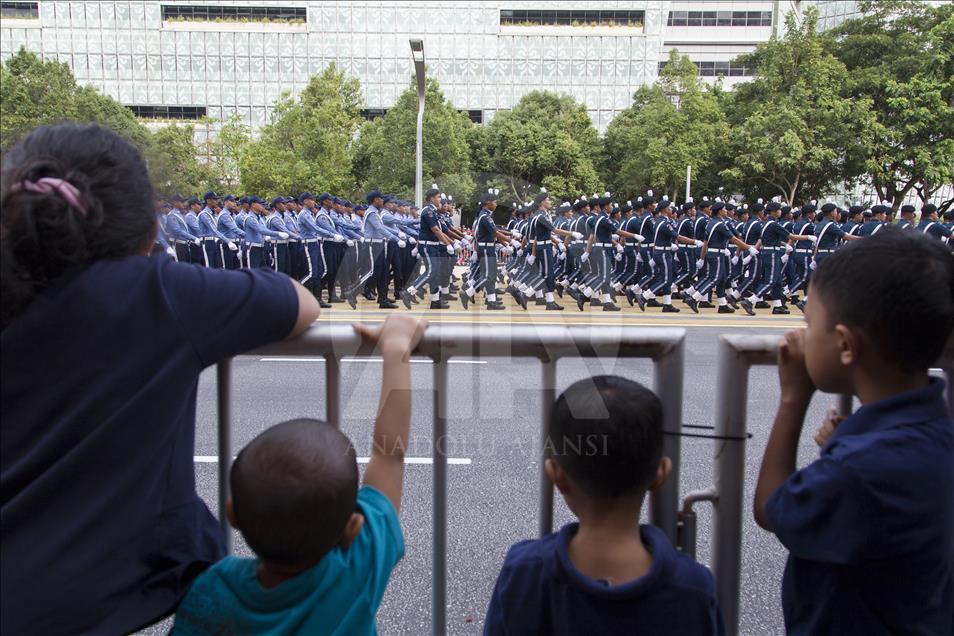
[1,0,806,132]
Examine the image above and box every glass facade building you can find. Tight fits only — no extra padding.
[1,1,801,131]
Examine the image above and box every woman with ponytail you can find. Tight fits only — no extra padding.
[0,124,320,635]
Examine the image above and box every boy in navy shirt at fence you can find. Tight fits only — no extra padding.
[172,314,426,635]
[755,228,954,635]
[484,376,724,635]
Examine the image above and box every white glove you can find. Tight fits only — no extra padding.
[193,238,202,246]
[581,252,590,263]
[731,256,739,265]
[748,246,759,256]
[571,231,583,240]
[636,253,643,264]
[501,247,512,257]
[510,239,521,249]
[398,231,407,240]
[511,230,522,239]
[694,239,703,248]
[398,240,407,248]
[346,239,355,247]
[557,252,566,261]
[670,244,678,252]
[632,233,645,243]
[806,235,817,243]
[614,253,623,262]
[696,259,705,269]
[784,244,794,254]
[781,254,790,264]
[227,241,238,251]
[742,255,753,266]
[517,248,524,257]
[447,244,455,255]
[408,236,417,244]
[469,251,478,263]
[616,244,624,254]
[165,246,176,257]
[334,233,344,242]
[527,254,536,265]
[453,240,462,250]
[810,259,817,270]
[278,232,289,240]
[411,247,419,257]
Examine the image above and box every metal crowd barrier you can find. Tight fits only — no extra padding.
[684,334,954,636]
[214,323,686,636]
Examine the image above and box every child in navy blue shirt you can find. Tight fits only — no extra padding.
[484,376,724,635]
[172,314,427,635]
[755,228,954,635]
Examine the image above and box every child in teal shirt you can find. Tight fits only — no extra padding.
[173,315,427,635]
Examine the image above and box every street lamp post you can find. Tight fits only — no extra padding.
[410,39,425,208]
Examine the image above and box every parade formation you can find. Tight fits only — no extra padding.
[157,186,954,315]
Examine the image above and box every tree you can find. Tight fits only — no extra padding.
[353,76,475,205]
[200,113,251,191]
[720,7,876,204]
[146,123,218,195]
[829,0,954,210]
[477,91,601,203]
[601,51,729,201]
[1,48,149,152]
[239,62,363,197]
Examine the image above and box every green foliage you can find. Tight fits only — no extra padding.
[829,0,954,207]
[720,7,875,204]
[147,123,217,194]
[200,113,251,190]
[477,90,601,204]
[602,50,729,201]
[354,76,475,204]
[0,48,149,152]
[239,62,363,197]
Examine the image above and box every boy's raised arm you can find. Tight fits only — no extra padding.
[354,315,427,513]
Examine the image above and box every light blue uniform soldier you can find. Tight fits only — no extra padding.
[686,202,757,314]
[917,204,952,243]
[636,200,701,312]
[216,195,245,269]
[460,189,507,310]
[265,197,297,275]
[243,196,288,268]
[793,202,860,311]
[346,190,400,310]
[283,198,307,281]
[165,194,200,263]
[198,191,236,269]
[400,185,455,310]
[295,192,331,308]
[184,198,206,264]
[788,203,816,300]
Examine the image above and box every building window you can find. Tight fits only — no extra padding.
[462,109,483,124]
[360,108,388,121]
[161,5,307,24]
[667,10,771,27]
[658,60,753,77]
[127,105,208,120]
[0,1,39,19]
[500,9,644,28]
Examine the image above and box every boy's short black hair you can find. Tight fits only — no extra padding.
[811,228,954,372]
[230,419,358,567]
[548,376,663,499]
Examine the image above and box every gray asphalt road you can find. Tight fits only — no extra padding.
[148,324,835,635]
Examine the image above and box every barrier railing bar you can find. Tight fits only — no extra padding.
[539,359,557,537]
[651,338,685,544]
[215,324,686,634]
[326,354,340,426]
[432,359,449,636]
[216,358,232,553]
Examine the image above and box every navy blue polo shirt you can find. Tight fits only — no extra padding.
[483,523,724,635]
[766,378,954,636]
[1,255,299,636]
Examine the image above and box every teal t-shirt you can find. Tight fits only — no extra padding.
[171,485,404,635]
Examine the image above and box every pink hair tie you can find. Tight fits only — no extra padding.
[11,177,88,217]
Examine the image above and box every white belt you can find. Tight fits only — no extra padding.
[246,242,263,248]
[794,248,812,254]
[422,241,441,246]
[761,246,783,251]
[593,242,614,247]
[532,240,549,246]
[364,238,385,244]
[571,240,584,245]
[304,239,318,244]
[202,237,217,242]
[709,249,730,256]
[642,243,655,248]
[477,242,496,247]
[816,248,835,253]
